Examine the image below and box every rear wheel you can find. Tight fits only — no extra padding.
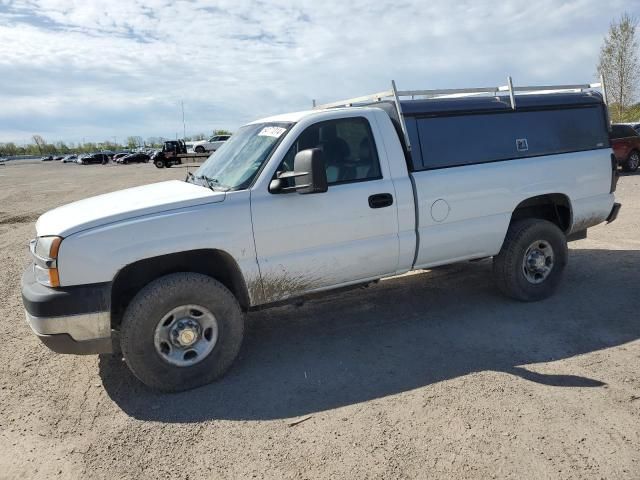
[493,219,568,302]
[120,273,244,392]
[623,151,639,172]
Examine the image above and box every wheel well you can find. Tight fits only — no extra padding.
[511,194,572,233]
[110,249,250,328]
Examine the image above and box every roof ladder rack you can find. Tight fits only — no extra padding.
[507,76,516,110]
[314,77,606,110]
[391,80,411,152]
[313,76,608,153]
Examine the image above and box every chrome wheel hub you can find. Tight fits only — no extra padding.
[522,240,554,284]
[154,305,218,367]
[173,319,200,347]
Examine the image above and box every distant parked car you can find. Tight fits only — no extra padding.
[79,153,109,165]
[62,155,78,163]
[41,155,54,162]
[53,155,64,161]
[610,124,640,172]
[112,153,129,161]
[117,152,150,164]
[191,134,231,153]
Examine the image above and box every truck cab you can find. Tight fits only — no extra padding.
[22,79,620,391]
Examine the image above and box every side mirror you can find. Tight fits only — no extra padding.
[270,148,328,194]
[293,149,327,194]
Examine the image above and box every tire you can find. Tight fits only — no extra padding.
[120,273,244,392]
[623,151,640,172]
[493,219,568,302]
[154,159,164,168]
[195,146,205,153]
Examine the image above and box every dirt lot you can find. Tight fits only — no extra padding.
[0,161,639,479]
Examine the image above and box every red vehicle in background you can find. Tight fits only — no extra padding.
[610,124,640,172]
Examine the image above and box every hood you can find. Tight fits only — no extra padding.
[36,180,225,237]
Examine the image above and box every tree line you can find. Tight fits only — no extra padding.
[0,130,232,157]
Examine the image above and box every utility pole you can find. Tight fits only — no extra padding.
[181,100,186,140]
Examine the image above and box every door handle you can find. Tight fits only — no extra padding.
[368,193,394,209]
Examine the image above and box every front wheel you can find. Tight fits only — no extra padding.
[623,151,640,172]
[154,159,165,168]
[120,273,245,392]
[195,146,205,153]
[493,219,568,302]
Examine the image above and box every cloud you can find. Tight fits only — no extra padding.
[0,0,634,143]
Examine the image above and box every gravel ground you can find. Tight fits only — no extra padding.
[0,161,639,479]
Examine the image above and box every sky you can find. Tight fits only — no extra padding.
[0,0,637,145]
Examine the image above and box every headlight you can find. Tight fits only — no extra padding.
[30,236,62,287]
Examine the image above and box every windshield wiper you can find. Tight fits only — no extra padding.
[198,175,230,192]
[185,171,229,191]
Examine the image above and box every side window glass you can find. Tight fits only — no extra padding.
[417,106,608,169]
[276,117,381,188]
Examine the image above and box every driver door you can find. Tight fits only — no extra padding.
[250,115,400,304]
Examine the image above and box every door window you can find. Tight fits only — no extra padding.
[277,117,382,186]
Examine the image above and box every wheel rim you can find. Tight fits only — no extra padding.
[154,304,219,367]
[155,160,163,167]
[629,153,639,170]
[522,240,555,284]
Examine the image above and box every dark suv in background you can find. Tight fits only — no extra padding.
[79,153,110,165]
[610,124,640,172]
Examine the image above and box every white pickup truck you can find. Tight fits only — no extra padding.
[22,79,621,391]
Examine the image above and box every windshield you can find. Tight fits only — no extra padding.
[194,122,291,190]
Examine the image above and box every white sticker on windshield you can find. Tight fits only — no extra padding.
[258,126,286,138]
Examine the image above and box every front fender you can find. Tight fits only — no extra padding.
[57,191,260,295]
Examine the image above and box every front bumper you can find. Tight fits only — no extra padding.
[22,266,113,354]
